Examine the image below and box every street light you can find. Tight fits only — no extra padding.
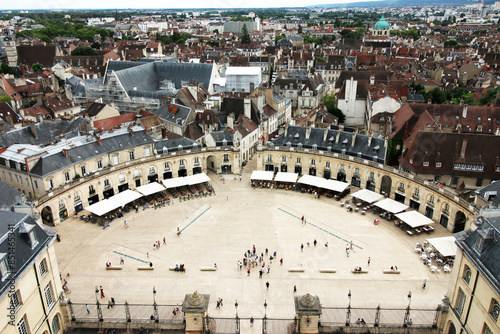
[346,290,352,326]
[348,290,352,307]
[235,300,239,318]
[407,291,412,308]
[264,299,268,318]
[94,286,99,302]
[153,287,157,304]
[404,291,412,327]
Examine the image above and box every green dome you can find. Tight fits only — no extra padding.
[374,15,390,30]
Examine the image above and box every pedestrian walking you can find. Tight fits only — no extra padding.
[259,270,263,278]
[423,279,427,289]
[273,251,277,257]
[124,220,129,228]
[313,239,317,246]
[108,300,113,309]
[301,243,304,252]
[163,237,166,245]
[100,286,105,298]
[266,281,270,289]
[350,241,353,250]
[293,285,297,293]
[216,300,220,309]
[239,175,242,181]
[265,248,268,255]
[267,266,270,274]
[280,258,283,265]
[347,250,350,257]
[86,304,90,314]
[120,257,124,265]
[247,268,250,276]
[111,297,115,306]
[250,317,254,327]
[301,215,305,225]
[325,242,328,248]
[368,257,371,266]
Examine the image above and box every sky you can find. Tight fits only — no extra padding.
[0,0,379,11]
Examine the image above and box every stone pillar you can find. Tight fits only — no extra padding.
[294,293,322,334]
[182,291,209,334]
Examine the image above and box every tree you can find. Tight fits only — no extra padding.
[241,23,251,44]
[91,41,101,49]
[425,88,446,104]
[213,29,219,34]
[71,46,98,56]
[298,25,302,34]
[0,95,12,106]
[32,62,43,73]
[322,93,346,124]
[0,63,16,76]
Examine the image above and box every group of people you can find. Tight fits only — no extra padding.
[153,238,166,250]
[239,245,281,279]
[353,266,364,272]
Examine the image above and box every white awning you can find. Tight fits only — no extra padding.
[298,175,348,193]
[136,182,166,196]
[374,198,409,214]
[426,236,457,257]
[274,172,298,183]
[108,189,143,207]
[352,189,384,204]
[250,170,274,181]
[323,179,349,193]
[162,177,188,188]
[395,210,435,228]
[184,173,211,185]
[86,199,121,216]
[298,174,323,187]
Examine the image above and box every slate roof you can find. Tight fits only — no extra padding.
[0,211,52,297]
[273,126,386,163]
[154,137,201,153]
[151,103,192,127]
[0,180,24,209]
[0,118,87,148]
[85,102,107,117]
[29,129,153,177]
[209,131,233,146]
[476,181,500,208]
[458,216,500,295]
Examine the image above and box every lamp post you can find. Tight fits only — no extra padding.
[153,286,157,304]
[346,290,352,326]
[94,286,99,302]
[263,299,268,334]
[264,299,268,318]
[235,300,240,333]
[235,300,239,318]
[152,287,159,323]
[94,286,102,321]
[404,291,412,327]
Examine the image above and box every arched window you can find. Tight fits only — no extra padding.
[462,265,472,284]
[51,315,60,334]
[489,299,499,322]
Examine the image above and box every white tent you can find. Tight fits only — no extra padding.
[298,174,324,187]
[184,173,211,185]
[136,183,166,196]
[274,172,298,183]
[395,210,435,228]
[374,198,409,214]
[323,179,349,193]
[250,170,274,181]
[162,177,188,188]
[427,236,457,257]
[352,189,384,204]
[108,189,143,207]
[298,175,349,193]
[86,199,121,216]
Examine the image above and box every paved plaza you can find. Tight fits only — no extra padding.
[54,160,452,329]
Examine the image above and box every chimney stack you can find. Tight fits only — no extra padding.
[462,104,468,119]
[0,121,6,135]
[161,126,167,139]
[227,113,234,129]
[305,126,311,140]
[62,149,69,157]
[460,139,468,158]
[351,127,357,147]
[370,75,375,86]
[323,127,329,142]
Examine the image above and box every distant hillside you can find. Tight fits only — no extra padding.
[309,0,484,8]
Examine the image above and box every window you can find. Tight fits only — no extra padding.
[340,165,345,172]
[483,324,493,334]
[74,191,80,202]
[134,169,141,178]
[369,172,375,180]
[129,151,135,161]
[39,259,48,277]
[104,179,110,188]
[164,162,171,170]
[429,196,434,204]
[223,154,229,162]
[423,161,429,167]
[145,148,151,157]
[297,157,301,164]
[34,180,38,189]
[325,162,330,169]
[97,160,102,169]
[409,159,414,165]
[112,155,119,165]
[89,185,95,194]
[267,155,272,163]
[462,265,471,284]
[119,174,125,183]
[489,299,499,322]
[15,175,18,183]
[399,183,405,191]
[149,166,155,174]
[51,316,60,334]
[456,288,467,316]
[19,177,22,184]
[10,290,22,311]
[414,189,420,197]
[282,156,287,163]
[64,172,70,182]
[0,256,10,280]
[194,157,200,165]
[44,283,55,308]
[17,316,29,334]
[81,166,86,175]
[179,160,186,168]
[354,168,360,176]
[311,159,316,166]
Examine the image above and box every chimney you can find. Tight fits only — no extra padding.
[370,74,375,86]
[227,113,234,129]
[495,127,500,136]
[335,129,341,143]
[62,149,69,157]
[460,139,468,158]
[305,126,311,140]
[161,126,167,139]
[462,104,468,119]
[29,122,38,139]
[244,97,251,119]
[351,131,356,147]
[368,130,373,146]
[284,123,289,136]
[0,121,5,135]
[427,98,431,104]
[97,138,102,145]
[323,127,329,142]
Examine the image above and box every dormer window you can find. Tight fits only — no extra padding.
[409,159,414,165]
[436,162,442,168]
[0,253,10,281]
[475,228,494,254]
[423,161,429,167]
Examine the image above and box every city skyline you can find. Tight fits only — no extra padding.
[1,0,380,11]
